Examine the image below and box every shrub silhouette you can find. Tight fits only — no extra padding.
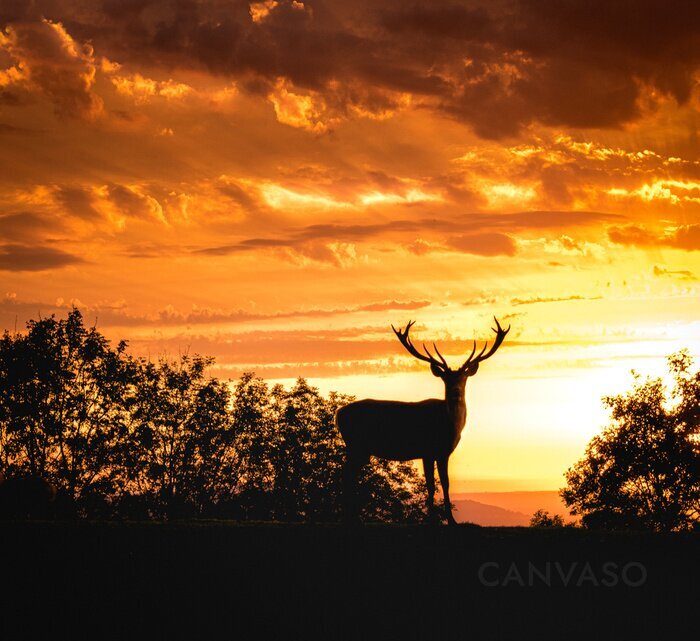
[529,509,565,528]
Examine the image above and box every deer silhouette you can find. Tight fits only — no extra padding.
[336,317,509,524]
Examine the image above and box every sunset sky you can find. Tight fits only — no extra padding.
[1,0,699,491]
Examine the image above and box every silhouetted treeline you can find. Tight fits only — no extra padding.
[0,309,425,521]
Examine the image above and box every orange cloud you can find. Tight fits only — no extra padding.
[111,73,193,103]
[0,243,84,271]
[608,180,700,205]
[0,294,432,328]
[0,19,102,119]
[448,233,517,257]
[608,224,700,251]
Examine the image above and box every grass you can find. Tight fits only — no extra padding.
[1,521,697,639]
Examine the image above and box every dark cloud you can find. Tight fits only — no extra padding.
[381,3,493,41]
[462,295,499,307]
[386,1,700,135]
[216,180,260,212]
[607,224,657,246]
[4,1,696,137]
[0,243,84,270]
[556,235,582,252]
[53,185,101,219]
[406,232,517,257]
[652,265,696,281]
[0,122,39,134]
[0,211,62,241]
[505,211,621,229]
[196,210,619,260]
[50,183,164,223]
[0,18,103,120]
[0,88,31,106]
[510,295,602,306]
[608,224,700,251]
[357,300,430,312]
[673,225,700,251]
[105,184,162,220]
[448,233,516,256]
[157,298,432,324]
[405,239,436,256]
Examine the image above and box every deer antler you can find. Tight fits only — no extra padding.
[392,321,449,372]
[458,316,510,371]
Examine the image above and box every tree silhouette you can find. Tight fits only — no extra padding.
[0,309,136,516]
[562,350,700,531]
[268,378,346,521]
[125,353,234,518]
[0,310,427,522]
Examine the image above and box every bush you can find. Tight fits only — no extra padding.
[561,351,699,531]
[529,509,565,528]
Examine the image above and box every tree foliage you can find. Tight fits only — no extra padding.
[0,310,426,522]
[561,351,700,531]
[0,310,136,514]
[124,354,234,518]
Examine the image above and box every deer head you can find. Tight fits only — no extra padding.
[391,317,510,401]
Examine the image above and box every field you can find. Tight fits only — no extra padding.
[1,522,696,640]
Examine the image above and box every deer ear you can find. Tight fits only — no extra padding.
[467,362,479,376]
[430,363,444,378]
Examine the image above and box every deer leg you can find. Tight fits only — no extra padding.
[343,450,368,524]
[422,458,437,522]
[437,457,457,526]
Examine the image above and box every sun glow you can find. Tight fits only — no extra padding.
[358,189,442,206]
[485,182,537,205]
[608,180,700,204]
[260,184,350,209]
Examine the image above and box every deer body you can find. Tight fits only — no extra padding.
[337,318,509,525]
[337,398,464,461]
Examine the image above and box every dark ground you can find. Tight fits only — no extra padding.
[1,522,697,640]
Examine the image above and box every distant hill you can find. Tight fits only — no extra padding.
[452,499,530,526]
[451,491,572,526]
